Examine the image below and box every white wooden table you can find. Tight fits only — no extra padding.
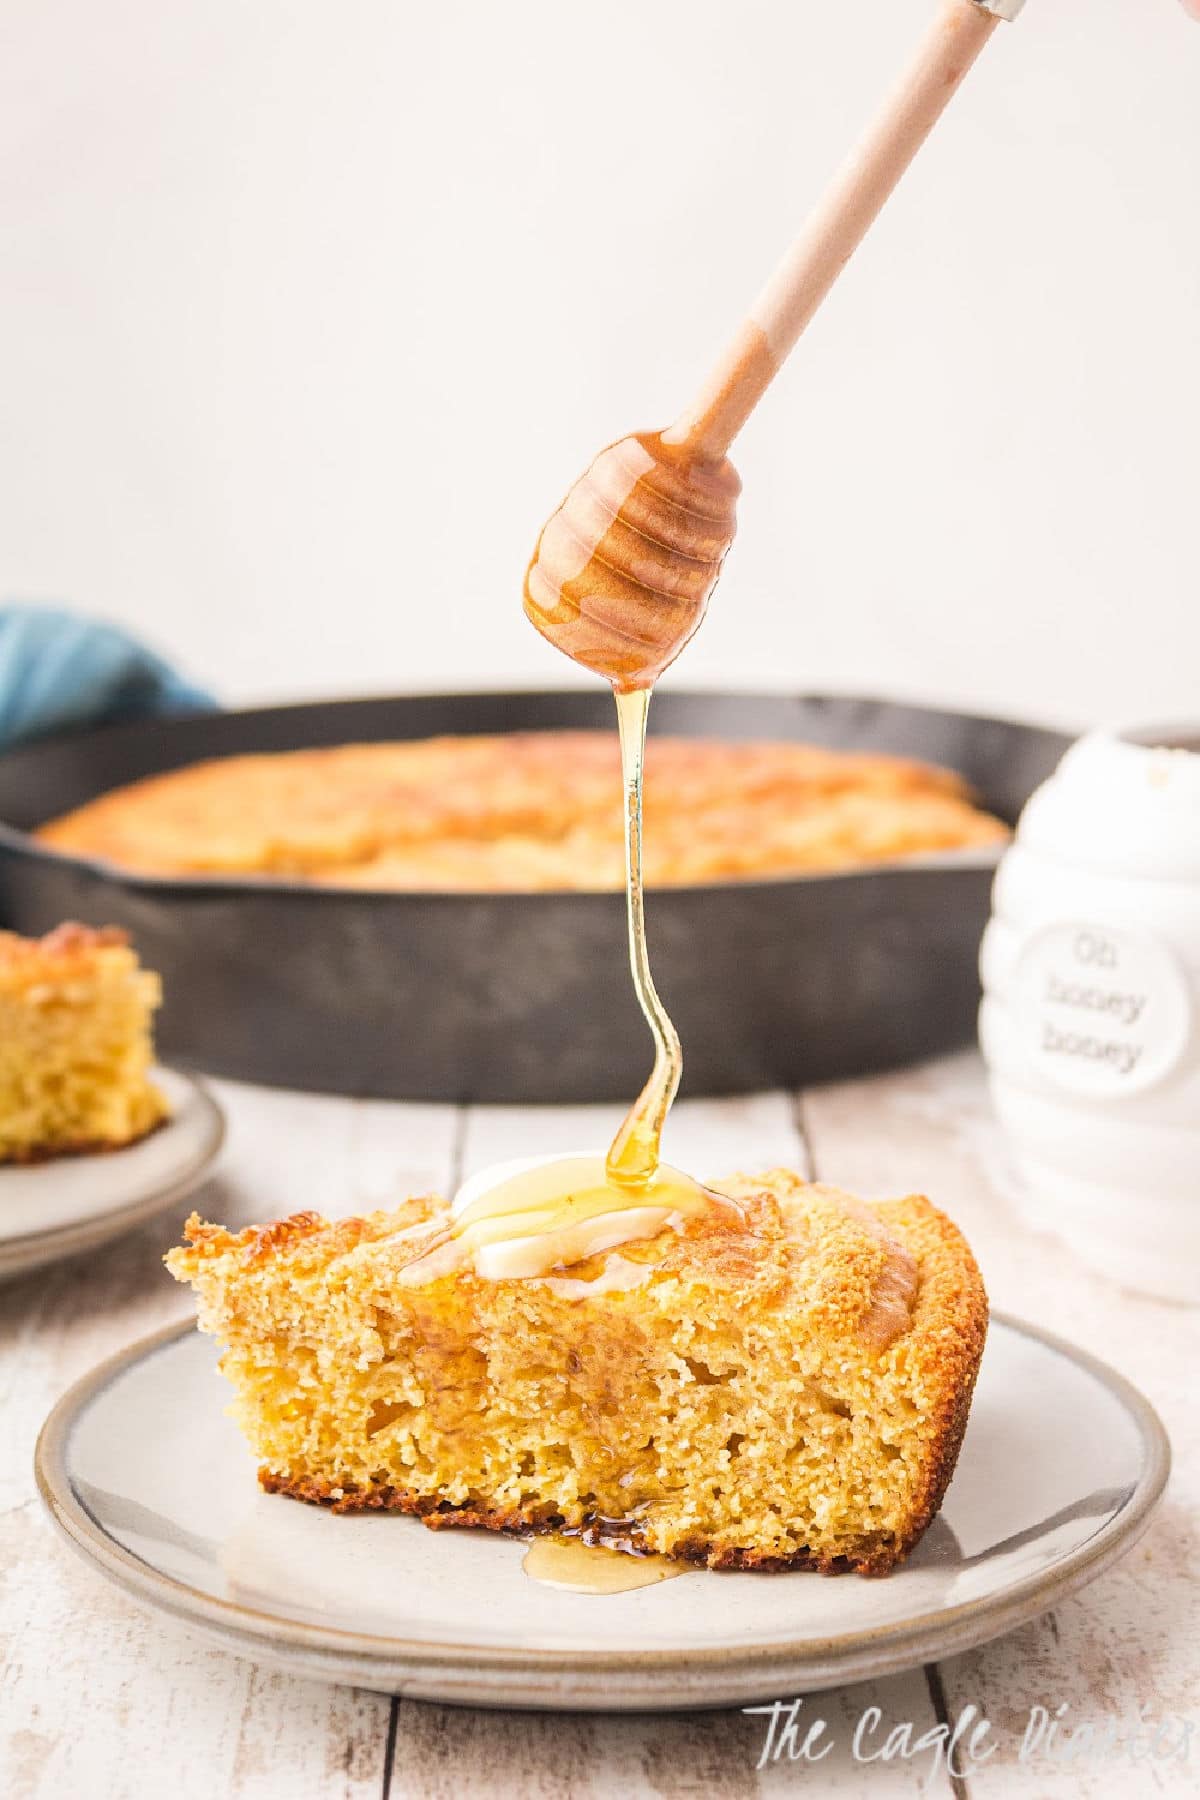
[3,1051,1195,1799]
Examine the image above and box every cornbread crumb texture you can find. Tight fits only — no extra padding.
[0,923,168,1162]
[39,732,1008,889]
[168,1170,987,1574]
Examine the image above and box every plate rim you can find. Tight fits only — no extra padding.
[34,1309,1170,1691]
[0,1069,225,1276]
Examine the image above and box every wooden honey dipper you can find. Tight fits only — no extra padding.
[525,0,1025,690]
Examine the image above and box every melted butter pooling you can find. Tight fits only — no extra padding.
[397,1153,730,1286]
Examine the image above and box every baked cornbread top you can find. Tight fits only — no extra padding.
[0,923,135,994]
[170,1170,973,1359]
[38,732,1007,890]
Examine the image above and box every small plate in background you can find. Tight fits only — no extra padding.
[0,1068,224,1281]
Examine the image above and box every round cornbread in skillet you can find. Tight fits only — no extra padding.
[168,1171,986,1574]
[39,732,1007,890]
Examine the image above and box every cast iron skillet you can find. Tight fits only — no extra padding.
[0,691,1069,1102]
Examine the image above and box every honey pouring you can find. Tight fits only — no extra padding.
[445,0,1027,1304]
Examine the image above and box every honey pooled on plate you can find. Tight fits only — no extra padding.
[522,1536,686,1594]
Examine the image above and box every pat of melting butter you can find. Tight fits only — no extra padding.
[397,1153,722,1286]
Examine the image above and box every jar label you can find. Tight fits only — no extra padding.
[1012,921,1192,1096]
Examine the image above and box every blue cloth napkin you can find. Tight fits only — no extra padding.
[0,606,215,750]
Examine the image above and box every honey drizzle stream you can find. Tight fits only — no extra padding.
[605,687,681,1188]
[400,681,727,1289]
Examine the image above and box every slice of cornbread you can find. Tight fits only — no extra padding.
[0,924,168,1162]
[168,1171,986,1574]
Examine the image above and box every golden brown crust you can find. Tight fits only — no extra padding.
[256,1468,908,1575]
[0,921,128,959]
[178,1199,442,1267]
[0,922,131,991]
[173,1176,914,1346]
[38,732,1008,890]
[871,1195,988,1554]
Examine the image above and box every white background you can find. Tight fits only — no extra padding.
[2,0,1197,730]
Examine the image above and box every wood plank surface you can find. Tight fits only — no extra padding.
[1,1058,1192,1799]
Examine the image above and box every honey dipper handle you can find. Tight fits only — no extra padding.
[666,0,1025,461]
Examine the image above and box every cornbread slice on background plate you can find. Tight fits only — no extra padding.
[0,923,168,1163]
[168,1170,987,1574]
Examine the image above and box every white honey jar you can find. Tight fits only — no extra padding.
[979,727,1200,1304]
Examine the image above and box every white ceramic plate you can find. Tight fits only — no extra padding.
[35,1311,1168,1710]
[0,1069,225,1281]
